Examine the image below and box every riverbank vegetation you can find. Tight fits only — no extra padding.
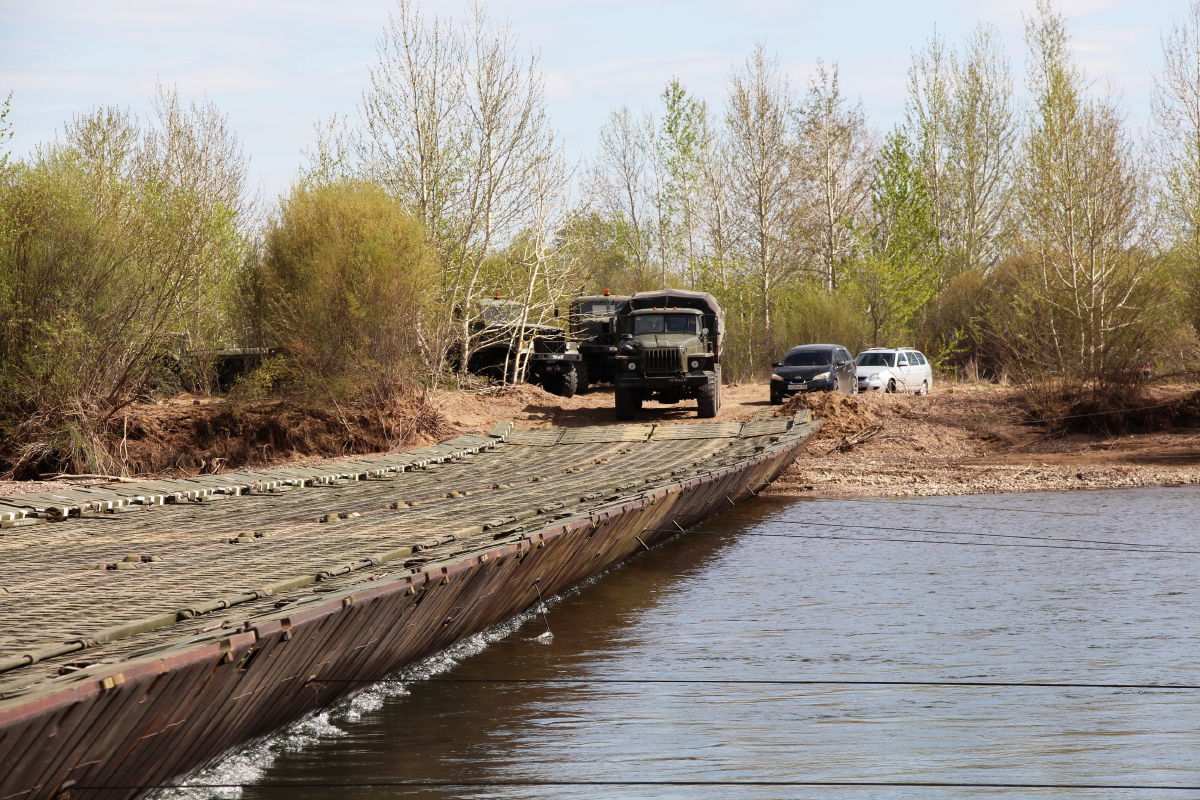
[2,0,1199,475]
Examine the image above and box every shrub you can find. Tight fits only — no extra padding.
[244,180,439,401]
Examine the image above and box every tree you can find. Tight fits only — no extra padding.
[0,92,13,171]
[360,1,568,385]
[1152,0,1200,331]
[851,131,940,344]
[794,60,874,292]
[656,78,707,286]
[725,43,798,349]
[0,92,249,475]
[907,25,1016,284]
[947,25,1017,275]
[1010,1,1154,386]
[585,105,653,281]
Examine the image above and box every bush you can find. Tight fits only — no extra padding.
[244,180,439,400]
[0,101,247,477]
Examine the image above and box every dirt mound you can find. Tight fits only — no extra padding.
[88,394,451,478]
[778,392,877,439]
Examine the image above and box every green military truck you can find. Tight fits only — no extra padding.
[612,289,723,420]
[465,297,583,397]
[567,291,631,390]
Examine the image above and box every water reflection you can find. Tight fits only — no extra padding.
[221,487,1200,799]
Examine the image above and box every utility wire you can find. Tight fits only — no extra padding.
[676,516,1185,551]
[840,499,1104,517]
[650,526,1198,555]
[94,779,1200,791]
[310,677,1200,690]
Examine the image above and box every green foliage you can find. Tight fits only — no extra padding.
[0,101,248,475]
[849,130,941,345]
[0,92,13,171]
[246,180,438,400]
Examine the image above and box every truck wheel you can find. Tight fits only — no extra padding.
[576,361,589,393]
[558,364,579,399]
[615,387,640,421]
[696,371,718,418]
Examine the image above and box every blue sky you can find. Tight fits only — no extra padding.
[0,0,1185,196]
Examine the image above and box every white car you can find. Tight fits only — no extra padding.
[855,348,933,394]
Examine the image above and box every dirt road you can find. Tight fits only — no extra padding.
[4,382,1198,498]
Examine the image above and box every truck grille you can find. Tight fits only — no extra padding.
[643,347,682,374]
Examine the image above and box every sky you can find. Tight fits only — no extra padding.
[0,0,1187,196]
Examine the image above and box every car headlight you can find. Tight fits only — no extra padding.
[813,371,830,381]
[771,373,785,381]
[627,362,637,371]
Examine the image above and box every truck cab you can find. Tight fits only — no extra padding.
[568,291,631,388]
[613,290,723,420]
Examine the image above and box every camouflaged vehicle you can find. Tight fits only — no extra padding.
[613,289,724,420]
[465,297,583,397]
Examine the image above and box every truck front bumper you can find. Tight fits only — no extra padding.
[616,372,708,389]
[528,352,582,373]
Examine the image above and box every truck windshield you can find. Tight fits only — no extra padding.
[579,302,619,316]
[633,314,698,335]
[479,305,522,325]
[782,349,833,367]
[856,352,896,367]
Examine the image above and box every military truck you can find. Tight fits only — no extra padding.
[465,296,583,397]
[567,290,631,389]
[612,289,723,420]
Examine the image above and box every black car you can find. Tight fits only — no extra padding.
[769,344,858,404]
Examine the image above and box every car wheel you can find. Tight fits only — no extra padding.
[770,390,782,405]
[886,379,896,393]
[851,381,859,395]
[918,380,928,396]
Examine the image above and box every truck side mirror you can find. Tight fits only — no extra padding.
[554,308,559,318]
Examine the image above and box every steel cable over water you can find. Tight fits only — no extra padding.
[90,778,1200,791]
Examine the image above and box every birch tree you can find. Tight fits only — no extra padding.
[725,44,798,346]
[360,1,567,384]
[1013,1,1152,382]
[585,105,653,280]
[907,26,1016,281]
[1153,0,1200,307]
[794,60,874,292]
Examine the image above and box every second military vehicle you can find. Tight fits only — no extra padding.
[568,290,631,389]
[613,289,723,420]
[465,296,583,397]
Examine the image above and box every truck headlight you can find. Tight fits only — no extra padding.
[627,362,637,371]
[813,372,830,381]
[690,360,699,369]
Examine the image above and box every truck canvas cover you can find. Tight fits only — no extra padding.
[627,289,724,356]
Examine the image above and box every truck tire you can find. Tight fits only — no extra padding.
[615,386,640,421]
[696,371,718,418]
[558,364,579,399]
[576,361,589,393]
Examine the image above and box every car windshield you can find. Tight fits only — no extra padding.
[856,352,895,368]
[782,349,832,367]
[633,314,698,335]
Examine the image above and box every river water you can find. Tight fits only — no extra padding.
[171,487,1200,799]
